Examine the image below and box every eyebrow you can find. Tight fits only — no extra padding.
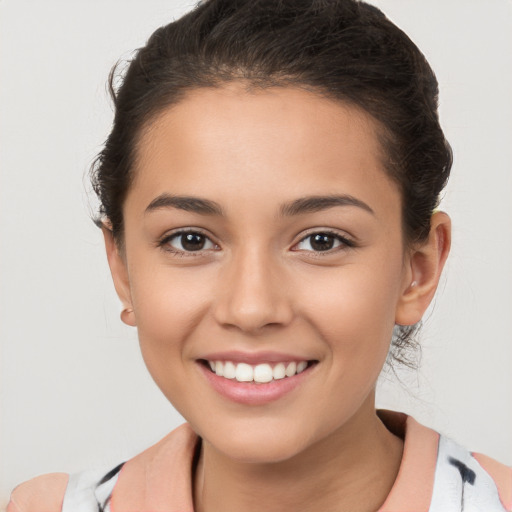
[144,193,374,217]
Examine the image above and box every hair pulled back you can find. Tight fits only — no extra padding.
[91,0,452,367]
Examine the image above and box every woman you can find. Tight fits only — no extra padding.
[7,0,511,511]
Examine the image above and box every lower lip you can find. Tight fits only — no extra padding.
[197,362,315,405]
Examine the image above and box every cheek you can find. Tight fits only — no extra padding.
[295,254,404,362]
[128,263,213,366]
[288,257,404,428]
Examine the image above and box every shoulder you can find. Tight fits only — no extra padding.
[7,473,68,512]
[6,424,198,512]
[431,434,512,511]
[378,411,512,512]
[7,464,125,512]
[471,450,512,511]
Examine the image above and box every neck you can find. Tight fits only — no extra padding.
[193,398,403,512]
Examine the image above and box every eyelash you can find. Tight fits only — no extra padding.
[157,229,355,258]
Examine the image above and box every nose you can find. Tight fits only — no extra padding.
[213,246,294,333]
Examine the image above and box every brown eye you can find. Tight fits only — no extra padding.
[181,233,206,251]
[163,230,216,253]
[294,231,353,253]
[309,233,336,251]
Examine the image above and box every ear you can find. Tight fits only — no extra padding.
[395,211,451,326]
[102,225,136,327]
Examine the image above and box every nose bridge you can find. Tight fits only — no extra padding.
[214,242,292,332]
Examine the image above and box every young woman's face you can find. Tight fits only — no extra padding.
[116,85,413,463]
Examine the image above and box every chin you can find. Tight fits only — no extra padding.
[218,438,306,465]
[199,419,315,464]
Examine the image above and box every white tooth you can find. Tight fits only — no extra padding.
[285,362,297,377]
[223,361,236,379]
[208,361,215,371]
[297,361,307,373]
[273,363,286,380]
[215,361,224,377]
[235,363,254,382]
[254,364,273,383]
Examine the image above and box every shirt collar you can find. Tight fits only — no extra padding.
[111,411,439,512]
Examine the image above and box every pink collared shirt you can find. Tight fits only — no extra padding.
[8,411,512,512]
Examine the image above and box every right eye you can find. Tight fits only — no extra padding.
[159,230,217,255]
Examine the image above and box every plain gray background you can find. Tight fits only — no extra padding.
[1,0,511,506]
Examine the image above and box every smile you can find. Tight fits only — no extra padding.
[198,357,318,405]
[206,360,310,383]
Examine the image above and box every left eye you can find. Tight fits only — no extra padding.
[164,231,216,252]
[294,232,350,252]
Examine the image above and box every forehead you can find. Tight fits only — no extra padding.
[127,84,400,219]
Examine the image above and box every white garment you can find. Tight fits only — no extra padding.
[62,464,121,512]
[61,434,508,512]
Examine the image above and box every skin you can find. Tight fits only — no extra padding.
[104,84,451,512]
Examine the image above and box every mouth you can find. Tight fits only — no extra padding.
[199,359,317,383]
[196,358,319,405]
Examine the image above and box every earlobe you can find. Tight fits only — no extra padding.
[102,224,137,327]
[395,212,451,326]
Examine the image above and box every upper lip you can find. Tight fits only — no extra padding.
[198,350,315,364]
